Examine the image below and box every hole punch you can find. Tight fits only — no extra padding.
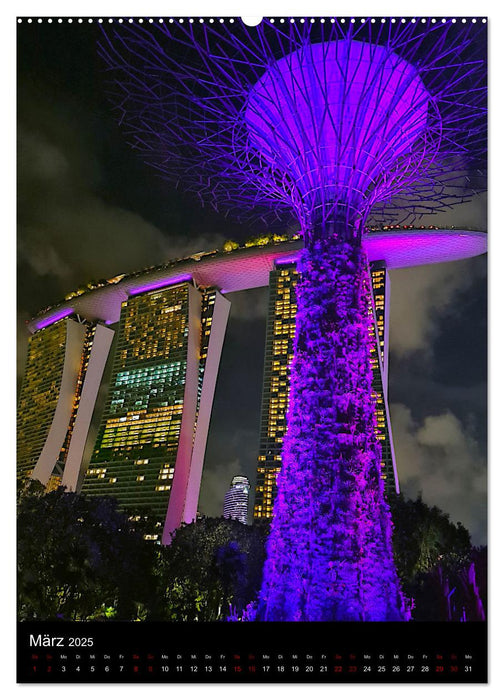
[241,17,263,27]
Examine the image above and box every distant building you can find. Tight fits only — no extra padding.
[223,475,250,525]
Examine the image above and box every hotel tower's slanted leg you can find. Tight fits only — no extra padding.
[182,290,231,526]
[368,261,399,493]
[17,317,114,492]
[253,260,399,520]
[81,283,229,543]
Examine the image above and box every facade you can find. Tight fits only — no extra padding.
[223,475,250,525]
[253,259,398,521]
[183,289,232,525]
[17,317,113,491]
[254,263,298,520]
[368,262,397,491]
[81,282,230,543]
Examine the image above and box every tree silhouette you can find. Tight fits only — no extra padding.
[17,481,156,620]
[388,493,485,621]
[153,517,269,621]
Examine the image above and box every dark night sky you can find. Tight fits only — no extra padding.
[16,18,487,544]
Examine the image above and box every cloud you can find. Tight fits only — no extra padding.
[17,101,226,376]
[19,128,70,182]
[162,234,226,262]
[390,403,487,544]
[227,288,269,321]
[18,126,172,284]
[198,459,246,518]
[389,256,486,358]
[17,83,227,300]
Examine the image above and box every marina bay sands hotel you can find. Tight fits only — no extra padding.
[17,230,486,544]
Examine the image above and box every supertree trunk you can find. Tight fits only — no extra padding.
[257,220,405,621]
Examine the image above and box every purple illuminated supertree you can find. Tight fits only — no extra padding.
[99,17,486,620]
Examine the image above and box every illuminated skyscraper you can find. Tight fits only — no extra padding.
[17,316,114,492]
[223,475,250,525]
[254,260,398,520]
[254,264,298,520]
[82,282,230,543]
[368,262,397,490]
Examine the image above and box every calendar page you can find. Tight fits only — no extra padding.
[16,11,488,684]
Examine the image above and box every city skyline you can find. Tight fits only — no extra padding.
[17,17,487,545]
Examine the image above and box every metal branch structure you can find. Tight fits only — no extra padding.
[99,17,486,228]
[99,17,487,621]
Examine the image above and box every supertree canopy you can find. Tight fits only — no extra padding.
[100,17,486,229]
[245,39,431,229]
[99,17,487,621]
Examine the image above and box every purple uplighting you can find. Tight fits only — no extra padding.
[257,240,406,620]
[98,19,486,228]
[274,253,300,266]
[99,18,486,621]
[245,40,429,227]
[128,274,192,296]
[35,308,73,330]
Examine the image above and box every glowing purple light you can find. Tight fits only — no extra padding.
[256,238,406,621]
[98,19,486,226]
[274,253,299,265]
[35,308,73,330]
[246,40,430,218]
[128,274,192,296]
[98,20,486,622]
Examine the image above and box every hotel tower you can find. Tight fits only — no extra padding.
[17,316,114,493]
[17,272,230,544]
[81,283,230,541]
[253,259,398,521]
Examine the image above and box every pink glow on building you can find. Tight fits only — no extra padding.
[27,231,486,333]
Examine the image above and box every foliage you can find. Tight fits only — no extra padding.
[388,493,472,582]
[223,232,292,252]
[388,493,485,621]
[17,481,156,621]
[244,234,272,247]
[17,477,485,623]
[17,480,267,622]
[152,517,269,621]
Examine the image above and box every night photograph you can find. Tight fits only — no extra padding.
[16,10,488,684]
